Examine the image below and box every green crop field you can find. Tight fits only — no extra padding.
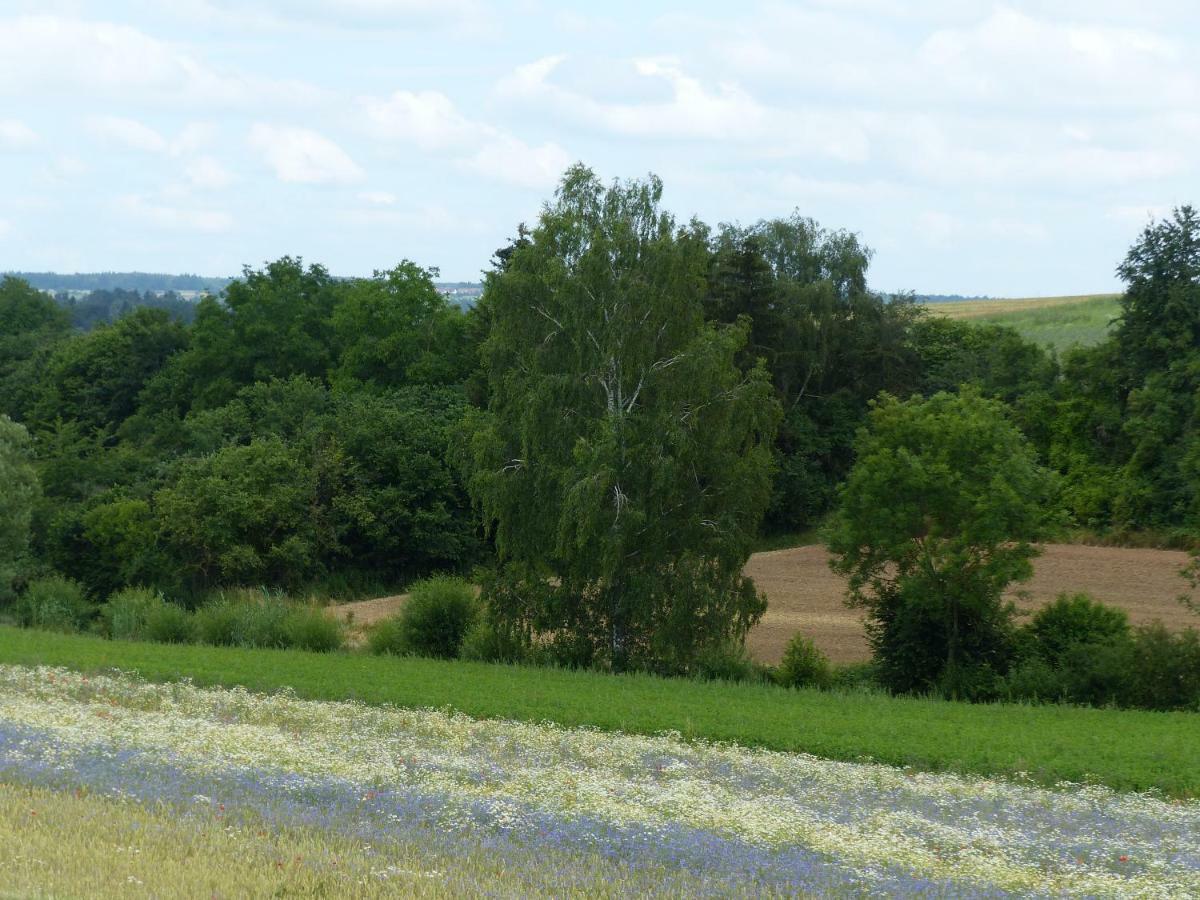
[926,293,1121,351]
[3,626,1197,798]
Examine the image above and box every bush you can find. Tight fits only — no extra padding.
[99,586,164,641]
[1028,593,1130,666]
[144,601,196,644]
[1124,624,1200,711]
[693,642,766,684]
[829,662,881,692]
[366,614,408,656]
[194,590,291,649]
[283,605,344,653]
[372,576,479,660]
[459,618,528,664]
[14,576,92,632]
[775,633,833,689]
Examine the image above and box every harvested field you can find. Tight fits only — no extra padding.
[747,543,1199,665]
[332,543,1199,665]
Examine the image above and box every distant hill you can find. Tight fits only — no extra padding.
[912,294,993,303]
[6,271,484,305]
[9,271,232,294]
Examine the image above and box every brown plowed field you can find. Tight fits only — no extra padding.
[746,543,1198,665]
[331,543,1199,663]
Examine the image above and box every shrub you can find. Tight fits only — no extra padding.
[99,586,164,641]
[1058,639,1134,708]
[1124,624,1200,711]
[386,576,479,660]
[693,642,766,684]
[366,614,408,657]
[14,576,92,632]
[194,590,291,649]
[1003,656,1068,704]
[144,601,196,644]
[459,618,528,664]
[283,605,344,653]
[1028,593,1130,666]
[829,662,881,692]
[775,633,833,689]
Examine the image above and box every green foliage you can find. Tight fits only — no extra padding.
[0,277,72,421]
[467,166,780,673]
[827,390,1061,697]
[1044,207,1200,535]
[379,576,479,660]
[0,416,39,601]
[1115,205,1200,380]
[706,220,923,532]
[331,262,471,389]
[691,642,771,683]
[155,438,326,590]
[156,258,341,413]
[1123,623,1200,711]
[281,605,345,653]
[143,601,196,644]
[31,308,188,434]
[99,586,165,641]
[458,616,529,664]
[5,627,1199,798]
[14,576,92,632]
[775,633,833,689]
[365,615,409,657]
[1027,593,1130,667]
[193,591,293,648]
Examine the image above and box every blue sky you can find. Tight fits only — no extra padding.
[0,1,1196,295]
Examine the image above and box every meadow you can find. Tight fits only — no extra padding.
[926,293,1121,351]
[0,661,1196,897]
[1,626,1197,799]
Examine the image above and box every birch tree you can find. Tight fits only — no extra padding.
[465,165,780,673]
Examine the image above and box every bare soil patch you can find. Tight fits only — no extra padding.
[330,543,1198,664]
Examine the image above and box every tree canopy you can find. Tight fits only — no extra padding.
[466,165,780,672]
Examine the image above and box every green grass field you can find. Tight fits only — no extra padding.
[3,626,1197,798]
[927,294,1121,351]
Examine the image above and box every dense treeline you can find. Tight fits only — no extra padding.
[56,288,200,330]
[1,171,1197,688]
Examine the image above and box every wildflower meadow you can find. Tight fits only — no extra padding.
[0,664,1196,897]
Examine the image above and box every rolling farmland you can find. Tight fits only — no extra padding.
[924,293,1121,350]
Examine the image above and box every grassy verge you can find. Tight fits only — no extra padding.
[1,626,1197,798]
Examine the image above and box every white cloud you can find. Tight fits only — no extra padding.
[919,8,1196,108]
[117,195,233,233]
[362,89,569,188]
[0,14,326,107]
[498,55,768,140]
[184,156,235,190]
[359,191,397,205]
[363,90,477,150]
[462,133,572,191]
[340,202,459,231]
[248,124,364,185]
[0,119,38,149]
[87,115,169,153]
[0,218,11,239]
[182,0,486,32]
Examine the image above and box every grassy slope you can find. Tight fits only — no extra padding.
[2,626,1197,798]
[929,294,1120,351]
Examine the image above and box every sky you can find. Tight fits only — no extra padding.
[0,1,1197,296]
